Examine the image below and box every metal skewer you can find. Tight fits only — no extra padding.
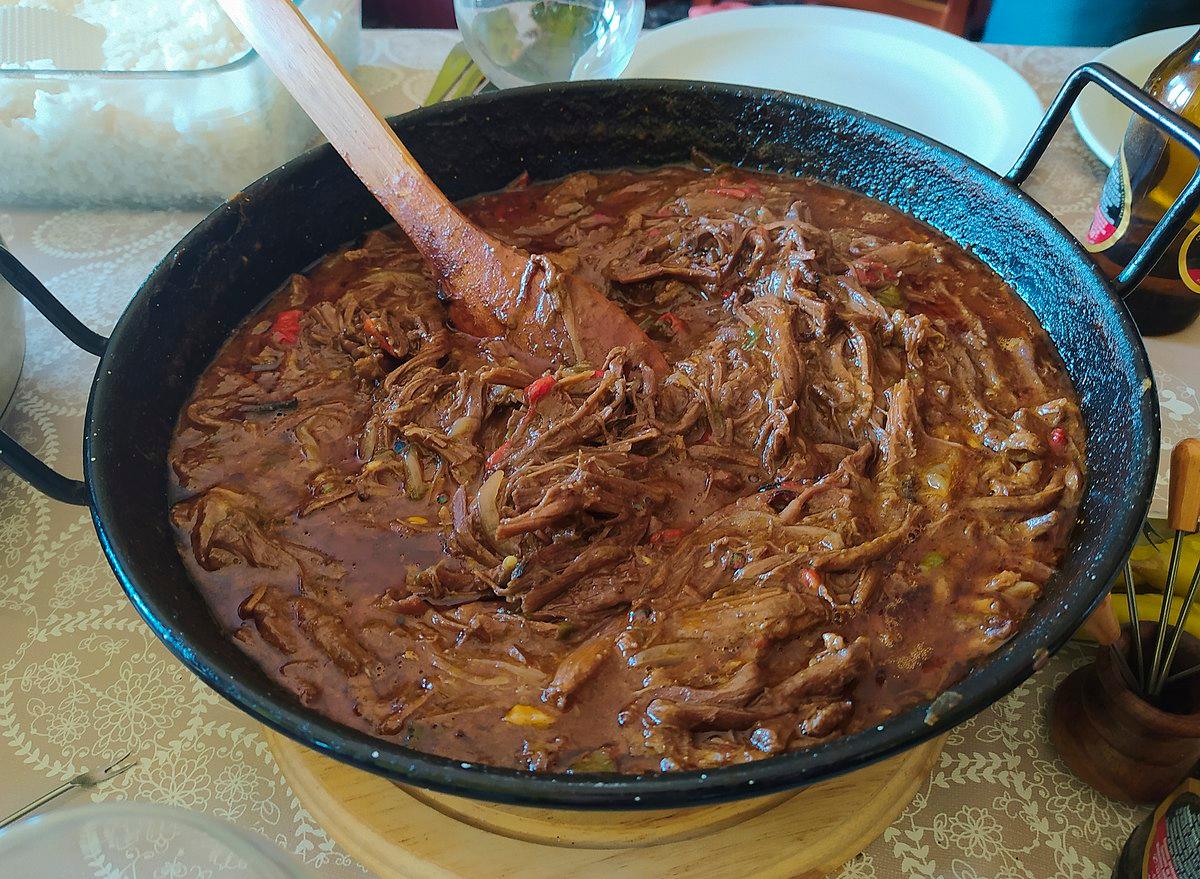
[1124,557,1144,689]
[1147,532,1186,689]
[1147,439,1200,695]
[1162,660,1200,688]
[1153,555,1200,695]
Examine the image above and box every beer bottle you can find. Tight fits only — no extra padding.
[1086,28,1200,336]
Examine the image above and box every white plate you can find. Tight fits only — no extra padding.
[623,6,1043,174]
[1071,25,1197,168]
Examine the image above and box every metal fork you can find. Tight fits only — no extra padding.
[0,750,137,829]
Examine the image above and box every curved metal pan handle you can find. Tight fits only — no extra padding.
[0,244,108,506]
[1005,61,1200,299]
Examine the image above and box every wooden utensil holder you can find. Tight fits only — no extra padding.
[1051,622,1200,804]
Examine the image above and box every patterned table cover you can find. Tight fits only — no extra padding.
[2,32,1194,878]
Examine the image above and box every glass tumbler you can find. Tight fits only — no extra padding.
[454,0,645,89]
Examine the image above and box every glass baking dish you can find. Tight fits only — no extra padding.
[0,0,360,208]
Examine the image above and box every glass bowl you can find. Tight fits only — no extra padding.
[0,0,360,208]
[0,803,317,878]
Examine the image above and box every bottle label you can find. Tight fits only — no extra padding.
[1180,225,1200,294]
[1086,133,1200,297]
[1141,779,1200,878]
[1086,143,1133,252]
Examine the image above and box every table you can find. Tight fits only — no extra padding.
[0,32,1187,878]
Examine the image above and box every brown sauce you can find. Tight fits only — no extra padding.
[169,165,1085,773]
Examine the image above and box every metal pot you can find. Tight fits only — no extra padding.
[0,64,1196,809]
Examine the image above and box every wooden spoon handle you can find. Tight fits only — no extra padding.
[1169,438,1200,534]
[1081,594,1121,646]
[216,0,500,287]
[218,0,666,376]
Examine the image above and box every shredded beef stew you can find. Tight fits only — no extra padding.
[169,165,1084,773]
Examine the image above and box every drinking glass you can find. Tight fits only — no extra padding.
[454,0,645,89]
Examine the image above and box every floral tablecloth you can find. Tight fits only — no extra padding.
[2,33,1194,878]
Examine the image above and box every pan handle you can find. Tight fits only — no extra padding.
[1005,62,1200,299]
[0,244,108,507]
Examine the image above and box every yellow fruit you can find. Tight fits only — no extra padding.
[1074,592,1200,643]
[1128,521,1200,595]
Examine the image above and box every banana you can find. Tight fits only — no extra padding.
[1074,592,1200,644]
[1128,523,1200,595]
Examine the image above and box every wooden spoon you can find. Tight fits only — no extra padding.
[1081,593,1121,646]
[216,0,666,377]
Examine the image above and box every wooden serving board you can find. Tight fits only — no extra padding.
[265,729,944,878]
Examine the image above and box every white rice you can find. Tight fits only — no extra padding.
[3,0,251,70]
[0,0,359,206]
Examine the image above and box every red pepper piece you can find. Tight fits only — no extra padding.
[363,316,402,358]
[659,312,687,335]
[645,227,663,240]
[851,259,899,289]
[649,528,685,545]
[718,177,762,196]
[1049,427,1068,450]
[524,375,557,406]
[593,368,605,378]
[800,567,823,591]
[705,186,750,199]
[698,430,713,444]
[486,440,512,470]
[270,309,303,346]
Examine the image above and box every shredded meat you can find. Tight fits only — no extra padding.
[169,164,1085,774]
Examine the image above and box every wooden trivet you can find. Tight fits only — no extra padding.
[264,729,944,878]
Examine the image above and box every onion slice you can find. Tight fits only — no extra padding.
[477,469,504,542]
[403,446,427,500]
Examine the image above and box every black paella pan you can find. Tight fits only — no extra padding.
[1,63,1198,808]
